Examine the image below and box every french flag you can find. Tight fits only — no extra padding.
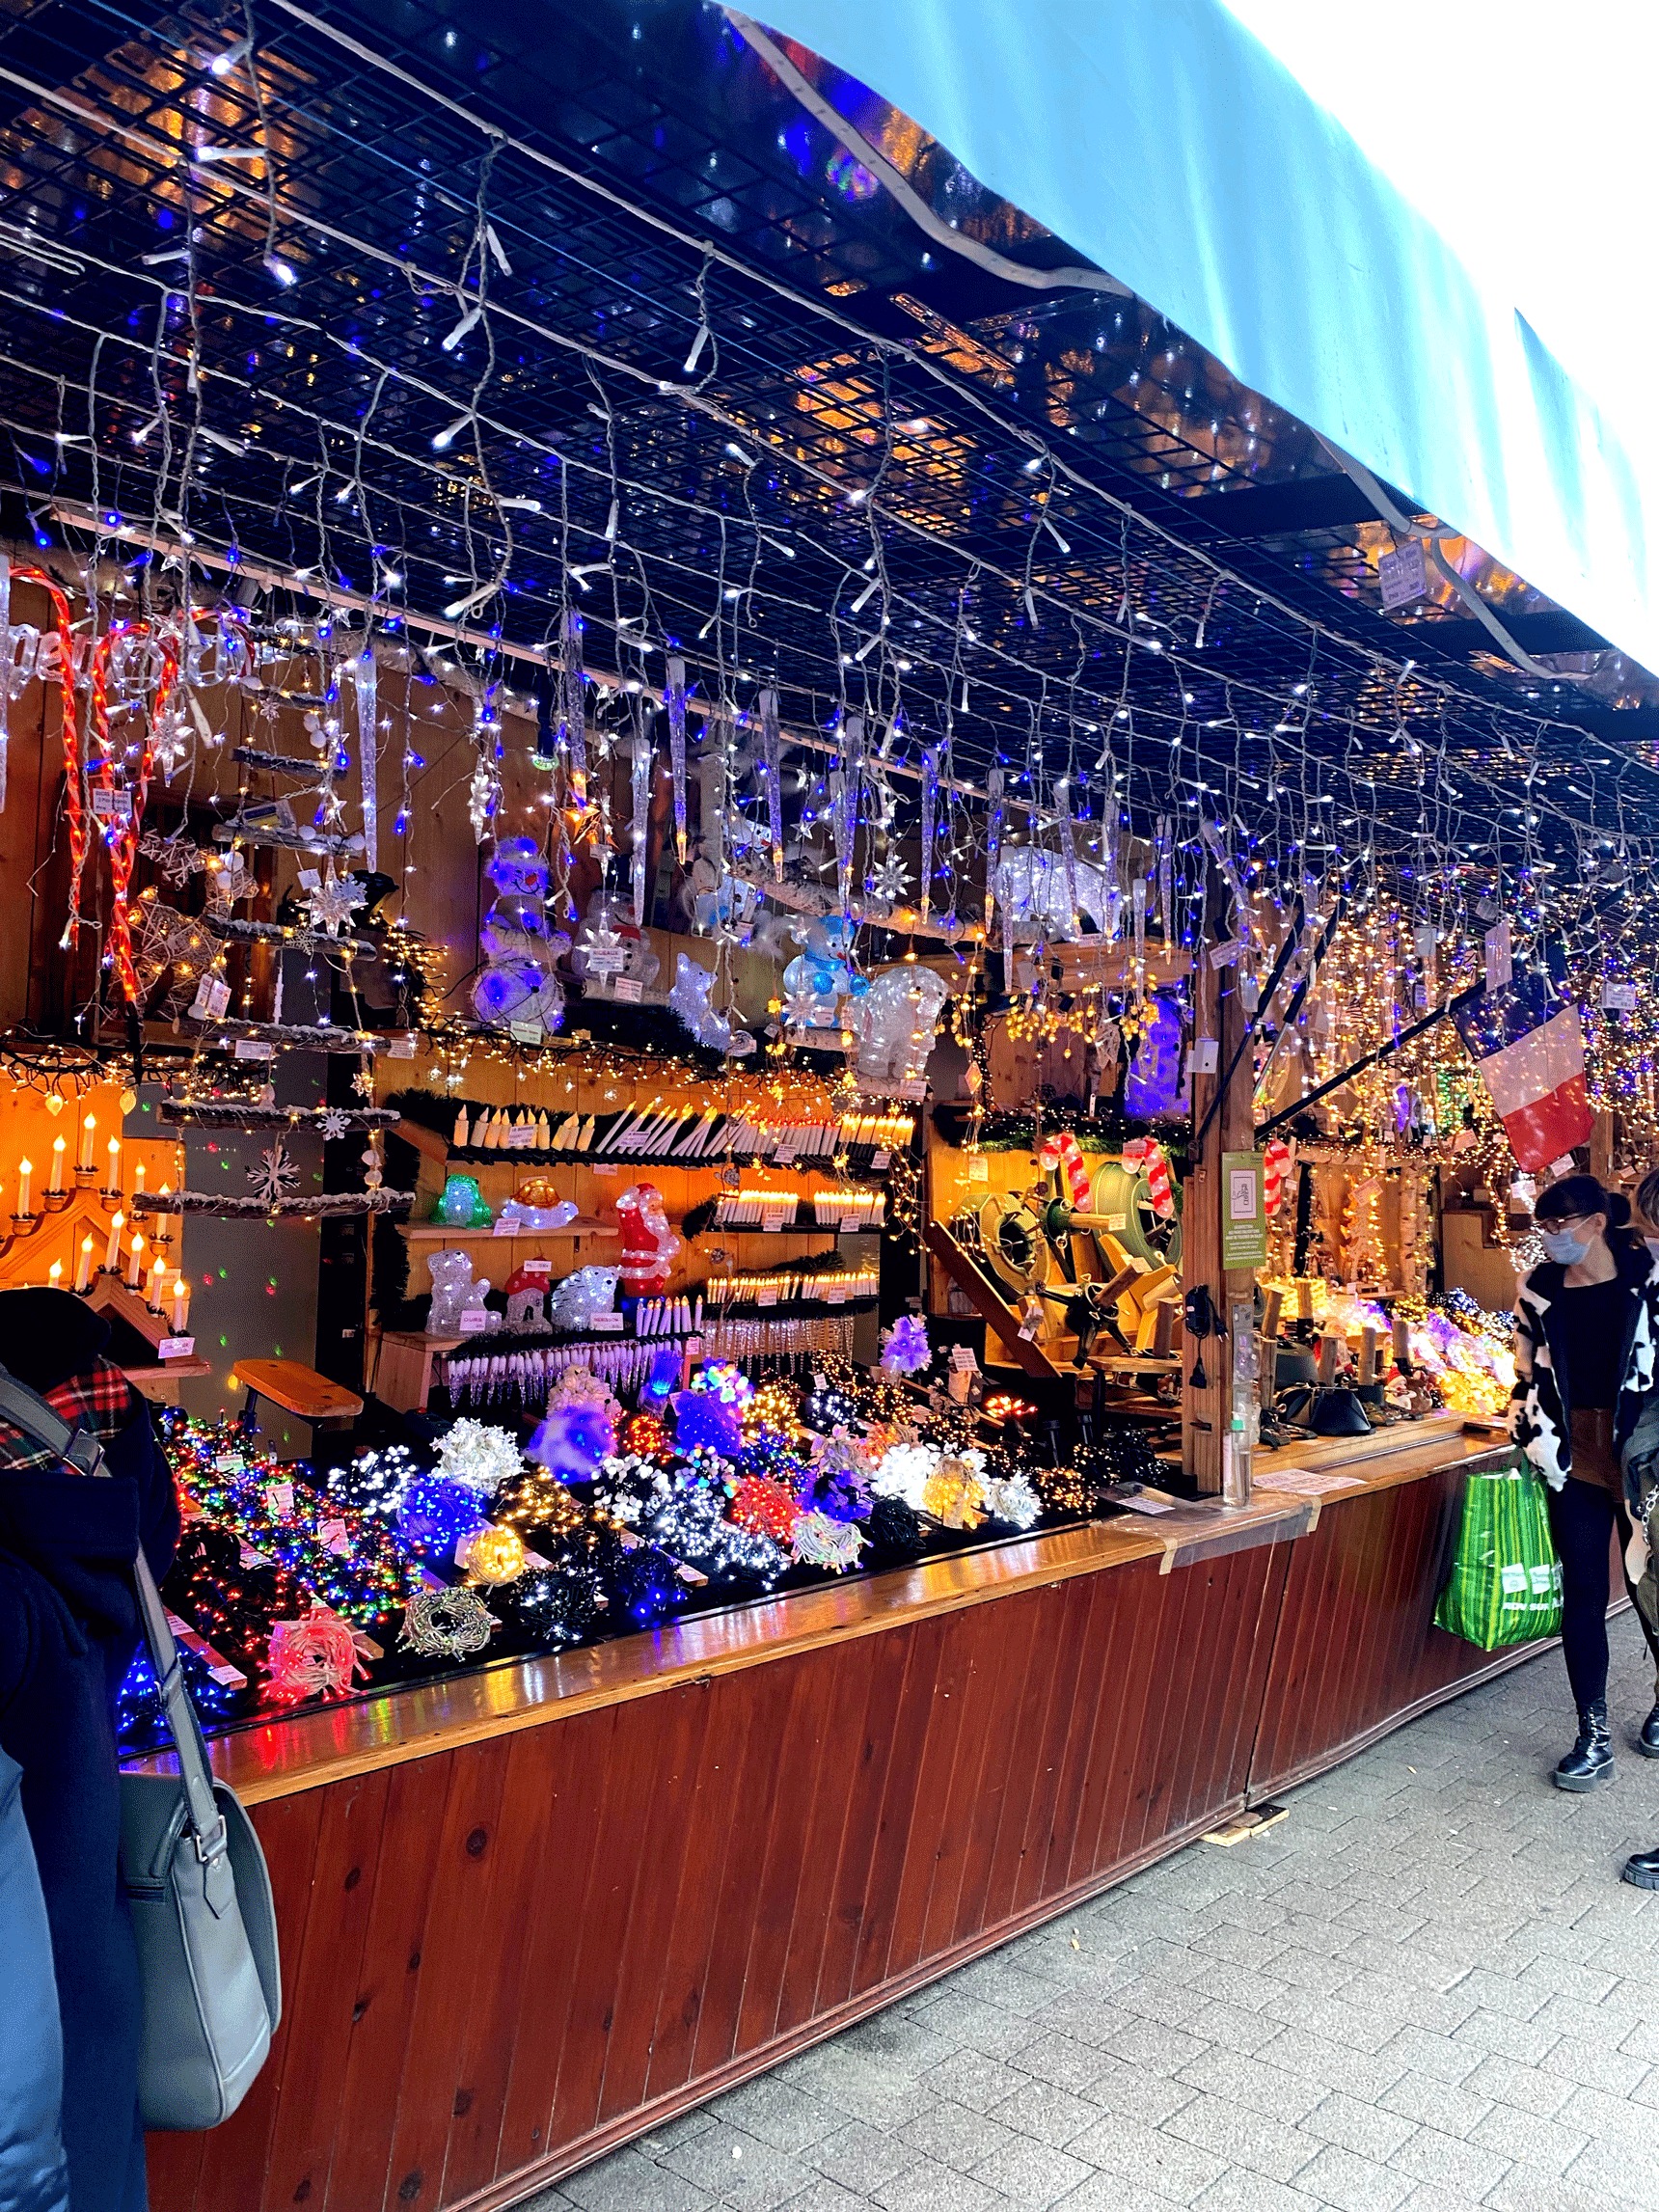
[1454,973,1593,1171]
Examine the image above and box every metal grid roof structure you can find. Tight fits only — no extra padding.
[0,0,1651,904]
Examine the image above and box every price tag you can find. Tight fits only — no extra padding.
[232,1037,274,1060]
[504,1123,535,1148]
[1378,537,1428,610]
[264,1482,294,1518]
[157,1334,195,1359]
[1602,980,1639,1012]
[827,1288,845,1305]
[317,1517,352,1556]
[190,973,231,1022]
[584,946,627,976]
[457,1308,493,1333]
[491,1218,519,1237]
[387,1032,418,1058]
[761,1210,790,1234]
[967,1154,990,1184]
[591,1311,624,1332]
[91,786,135,821]
[870,1151,890,1170]
[508,1020,545,1047]
[592,1161,618,1177]
[612,976,644,1003]
[757,1287,778,1307]
[1483,919,1512,994]
[296,867,321,891]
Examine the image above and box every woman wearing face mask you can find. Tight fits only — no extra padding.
[1511,1175,1659,1790]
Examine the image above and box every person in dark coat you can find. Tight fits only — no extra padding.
[0,1287,179,2212]
[0,1744,70,2212]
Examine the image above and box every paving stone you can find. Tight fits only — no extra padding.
[897,2103,1018,2174]
[558,2147,717,2212]
[988,2078,1101,2148]
[870,2160,1007,2212]
[1190,2174,1322,2212]
[1384,2123,1512,2200]
[1173,2050,1323,2126]
[1290,2144,1415,2212]
[660,2128,815,2211]
[1063,2109,1228,2203]
[1299,2089,1417,2162]
[1375,2070,1494,2140]
[969,2136,1094,2208]
[1456,2052,1573,2117]
[1160,2091,1319,2185]
[808,2123,921,2196]
[712,2078,848,2154]
[1465,2100,1590,2178]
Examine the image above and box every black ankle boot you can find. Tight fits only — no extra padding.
[1624,1846,1659,1888]
[1555,1701,1615,1790]
[1638,1705,1659,1759]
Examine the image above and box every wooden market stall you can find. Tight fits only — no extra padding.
[138,1419,1526,2212]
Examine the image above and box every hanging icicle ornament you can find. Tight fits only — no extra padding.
[831,713,864,916]
[666,653,689,862]
[629,728,652,928]
[920,746,938,920]
[984,765,1005,934]
[355,642,378,873]
[1101,767,1123,942]
[759,686,784,883]
[1156,814,1175,943]
[559,608,588,816]
[1055,780,1081,939]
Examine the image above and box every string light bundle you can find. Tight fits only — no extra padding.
[162,1416,415,1627]
[116,1640,237,1752]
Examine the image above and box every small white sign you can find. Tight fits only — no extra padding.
[387,1032,418,1058]
[1602,980,1640,1012]
[1229,1168,1257,1221]
[317,1517,352,1556]
[91,786,134,821]
[583,946,627,976]
[591,1161,617,1177]
[232,1037,274,1060]
[157,1334,195,1359]
[1483,919,1512,994]
[761,1210,790,1234]
[757,1287,778,1307]
[508,1020,545,1047]
[590,1311,624,1332]
[967,1154,990,1185]
[826,1288,845,1305]
[1190,1038,1220,1076]
[504,1123,535,1148]
[457,1308,493,1333]
[1378,537,1428,610]
[870,1151,890,1171]
[612,976,644,1003]
[190,973,232,1022]
[264,1482,294,1518]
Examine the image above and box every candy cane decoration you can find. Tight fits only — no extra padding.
[1041,1131,1092,1209]
[88,620,180,1001]
[1263,1136,1295,1216]
[1122,1134,1175,1219]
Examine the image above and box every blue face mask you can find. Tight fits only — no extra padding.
[1539,1226,1591,1266]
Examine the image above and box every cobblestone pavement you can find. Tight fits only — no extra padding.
[525,1613,1659,2212]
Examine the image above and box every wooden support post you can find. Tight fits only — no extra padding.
[1183,886,1256,1492]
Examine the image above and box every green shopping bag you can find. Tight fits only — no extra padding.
[1433,1461,1563,1650]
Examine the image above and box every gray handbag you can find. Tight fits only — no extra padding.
[0,1364,281,2130]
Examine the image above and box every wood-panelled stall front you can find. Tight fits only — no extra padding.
[143,1427,1535,2212]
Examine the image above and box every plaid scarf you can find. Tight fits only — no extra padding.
[0,1358,141,1475]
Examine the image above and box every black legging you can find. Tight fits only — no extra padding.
[1546,1476,1659,1710]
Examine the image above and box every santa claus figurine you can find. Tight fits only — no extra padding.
[613,1183,680,1296]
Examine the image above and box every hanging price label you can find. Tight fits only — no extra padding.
[1483,919,1512,993]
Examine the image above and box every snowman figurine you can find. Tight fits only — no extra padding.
[472,837,569,1034]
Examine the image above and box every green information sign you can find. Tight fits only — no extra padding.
[1221,1151,1267,1270]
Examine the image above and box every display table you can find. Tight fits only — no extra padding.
[141,1420,1533,2212]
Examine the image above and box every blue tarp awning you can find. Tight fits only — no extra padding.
[751,1,1657,671]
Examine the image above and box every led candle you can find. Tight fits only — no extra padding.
[74,1235,94,1293]
[147,1256,166,1311]
[47,1259,61,1290]
[77,1112,95,1171]
[171,1275,190,1332]
[103,1209,124,1271]
[106,1135,121,1190]
[15,1157,31,1215]
[48,1135,65,1193]
[133,1159,146,1198]
[124,1231,145,1290]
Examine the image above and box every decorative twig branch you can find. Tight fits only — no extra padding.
[130,1189,414,1218]
[156,1103,402,1131]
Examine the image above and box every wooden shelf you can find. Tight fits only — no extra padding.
[400,1218,617,1242]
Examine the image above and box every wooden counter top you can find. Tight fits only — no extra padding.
[126,1416,1506,1808]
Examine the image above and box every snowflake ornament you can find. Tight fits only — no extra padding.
[300,874,367,939]
[248,1141,301,1207]
[317,1108,351,1142]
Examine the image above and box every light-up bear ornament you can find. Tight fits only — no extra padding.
[850,962,948,1087]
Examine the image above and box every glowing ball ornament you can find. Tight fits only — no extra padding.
[433,1417,522,1499]
[457,1522,528,1585]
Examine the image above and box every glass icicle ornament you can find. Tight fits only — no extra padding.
[354,642,378,872]
[759,686,783,883]
[666,654,689,861]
